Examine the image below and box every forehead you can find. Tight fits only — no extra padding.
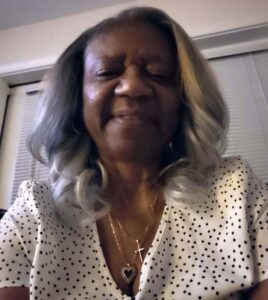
[84,21,177,64]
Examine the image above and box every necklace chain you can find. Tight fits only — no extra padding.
[114,190,160,241]
[108,189,161,284]
[108,213,139,284]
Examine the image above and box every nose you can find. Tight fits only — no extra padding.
[114,66,153,98]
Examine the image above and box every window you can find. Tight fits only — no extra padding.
[210,51,268,183]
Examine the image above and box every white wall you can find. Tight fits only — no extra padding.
[0,0,268,78]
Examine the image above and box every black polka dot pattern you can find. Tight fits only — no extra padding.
[0,157,267,299]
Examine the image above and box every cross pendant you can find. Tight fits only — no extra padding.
[134,240,144,263]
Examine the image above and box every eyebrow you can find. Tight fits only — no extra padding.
[90,53,171,66]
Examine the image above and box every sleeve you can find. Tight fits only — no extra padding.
[0,182,34,288]
[245,161,268,283]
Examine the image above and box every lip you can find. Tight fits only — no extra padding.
[111,109,154,124]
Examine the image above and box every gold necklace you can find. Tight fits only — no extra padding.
[108,190,161,284]
[108,213,141,284]
[115,218,152,263]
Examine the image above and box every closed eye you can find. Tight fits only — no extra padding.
[148,72,171,84]
[95,69,121,79]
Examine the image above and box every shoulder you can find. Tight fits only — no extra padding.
[208,156,263,189]
[1,180,57,259]
[17,179,50,194]
[211,155,251,177]
[208,156,268,217]
[15,179,52,206]
[7,179,55,223]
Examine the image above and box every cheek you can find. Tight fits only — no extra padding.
[162,91,180,121]
[160,91,181,138]
[82,83,112,138]
[83,82,103,106]
[82,86,101,136]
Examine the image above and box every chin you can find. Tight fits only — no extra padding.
[106,143,160,164]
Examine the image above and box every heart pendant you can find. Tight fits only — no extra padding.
[121,265,137,284]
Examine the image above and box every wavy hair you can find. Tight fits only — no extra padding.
[28,7,228,224]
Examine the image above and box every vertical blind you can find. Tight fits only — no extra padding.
[0,51,267,208]
[210,51,268,182]
[0,83,48,209]
[10,91,48,202]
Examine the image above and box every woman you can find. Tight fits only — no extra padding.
[0,7,267,300]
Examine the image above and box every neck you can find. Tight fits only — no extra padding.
[100,159,161,215]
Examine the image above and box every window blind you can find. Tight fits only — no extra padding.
[0,83,48,208]
[209,52,268,183]
[10,90,48,203]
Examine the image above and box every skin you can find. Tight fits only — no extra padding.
[83,22,180,168]
[0,287,29,300]
[244,280,268,299]
[1,21,268,299]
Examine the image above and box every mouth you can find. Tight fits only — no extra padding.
[111,109,154,125]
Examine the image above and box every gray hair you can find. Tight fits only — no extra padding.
[28,6,228,224]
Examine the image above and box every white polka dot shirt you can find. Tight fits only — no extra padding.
[0,157,267,299]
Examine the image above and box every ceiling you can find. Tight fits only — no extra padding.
[0,0,133,30]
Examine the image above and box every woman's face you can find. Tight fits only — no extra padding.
[83,21,181,165]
